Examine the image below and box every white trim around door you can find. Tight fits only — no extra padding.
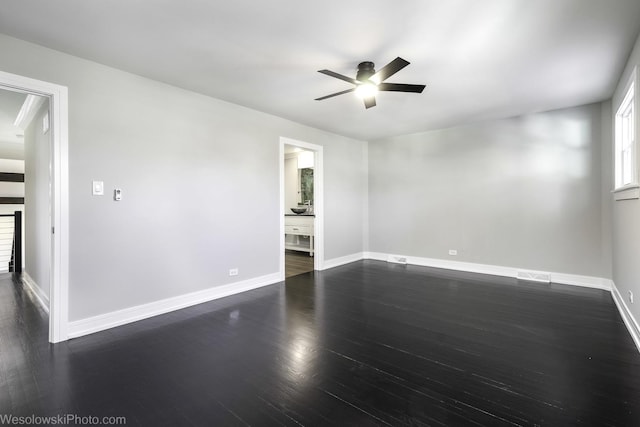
[0,70,69,343]
[279,137,324,280]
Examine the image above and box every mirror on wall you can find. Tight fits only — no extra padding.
[284,145,315,211]
[300,167,313,205]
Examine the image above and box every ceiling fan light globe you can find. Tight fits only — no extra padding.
[355,83,378,99]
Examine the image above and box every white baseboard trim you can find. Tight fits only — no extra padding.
[322,252,365,270]
[363,252,612,290]
[366,251,518,278]
[551,272,612,290]
[68,272,282,339]
[22,272,50,314]
[611,282,640,353]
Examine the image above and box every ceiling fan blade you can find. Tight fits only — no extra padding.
[370,57,410,83]
[363,96,376,109]
[315,88,355,101]
[378,82,426,93]
[318,69,359,85]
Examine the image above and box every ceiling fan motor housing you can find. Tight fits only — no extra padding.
[356,62,375,82]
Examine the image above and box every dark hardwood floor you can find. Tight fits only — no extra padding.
[285,250,314,278]
[1,262,640,426]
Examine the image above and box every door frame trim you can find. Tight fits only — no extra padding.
[0,70,69,343]
[279,137,324,279]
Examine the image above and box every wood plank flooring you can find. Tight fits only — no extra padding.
[285,250,314,278]
[1,262,640,426]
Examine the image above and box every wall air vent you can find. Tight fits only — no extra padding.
[387,255,408,264]
[516,270,551,283]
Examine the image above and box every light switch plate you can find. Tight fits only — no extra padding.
[92,181,104,196]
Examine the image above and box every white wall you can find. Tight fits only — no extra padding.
[369,103,610,278]
[284,155,298,210]
[0,158,25,173]
[0,142,24,160]
[0,158,25,197]
[600,100,613,280]
[24,100,50,299]
[0,34,368,322]
[611,31,640,325]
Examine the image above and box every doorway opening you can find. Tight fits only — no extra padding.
[279,137,324,280]
[0,70,69,343]
[0,89,49,307]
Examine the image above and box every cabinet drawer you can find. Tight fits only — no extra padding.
[285,224,314,235]
[285,216,313,226]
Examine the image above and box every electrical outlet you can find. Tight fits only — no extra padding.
[630,291,634,304]
[448,249,458,256]
[229,268,239,277]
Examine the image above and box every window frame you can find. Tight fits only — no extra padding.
[614,68,638,200]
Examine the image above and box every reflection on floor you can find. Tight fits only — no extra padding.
[285,249,314,278]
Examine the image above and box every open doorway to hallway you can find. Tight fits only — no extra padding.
[0,87,51,320]
[0,70,68,343]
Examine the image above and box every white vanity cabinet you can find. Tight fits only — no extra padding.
[285,215,314,255]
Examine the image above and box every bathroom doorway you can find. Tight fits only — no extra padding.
[279,137,324,280]
[284,146,313,277]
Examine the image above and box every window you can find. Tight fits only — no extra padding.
[614,72,637,198]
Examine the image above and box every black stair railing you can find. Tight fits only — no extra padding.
[3,211,22,274]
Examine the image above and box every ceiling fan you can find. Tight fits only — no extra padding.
[315,57,426,109]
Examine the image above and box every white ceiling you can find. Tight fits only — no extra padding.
[1,0,639,140]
